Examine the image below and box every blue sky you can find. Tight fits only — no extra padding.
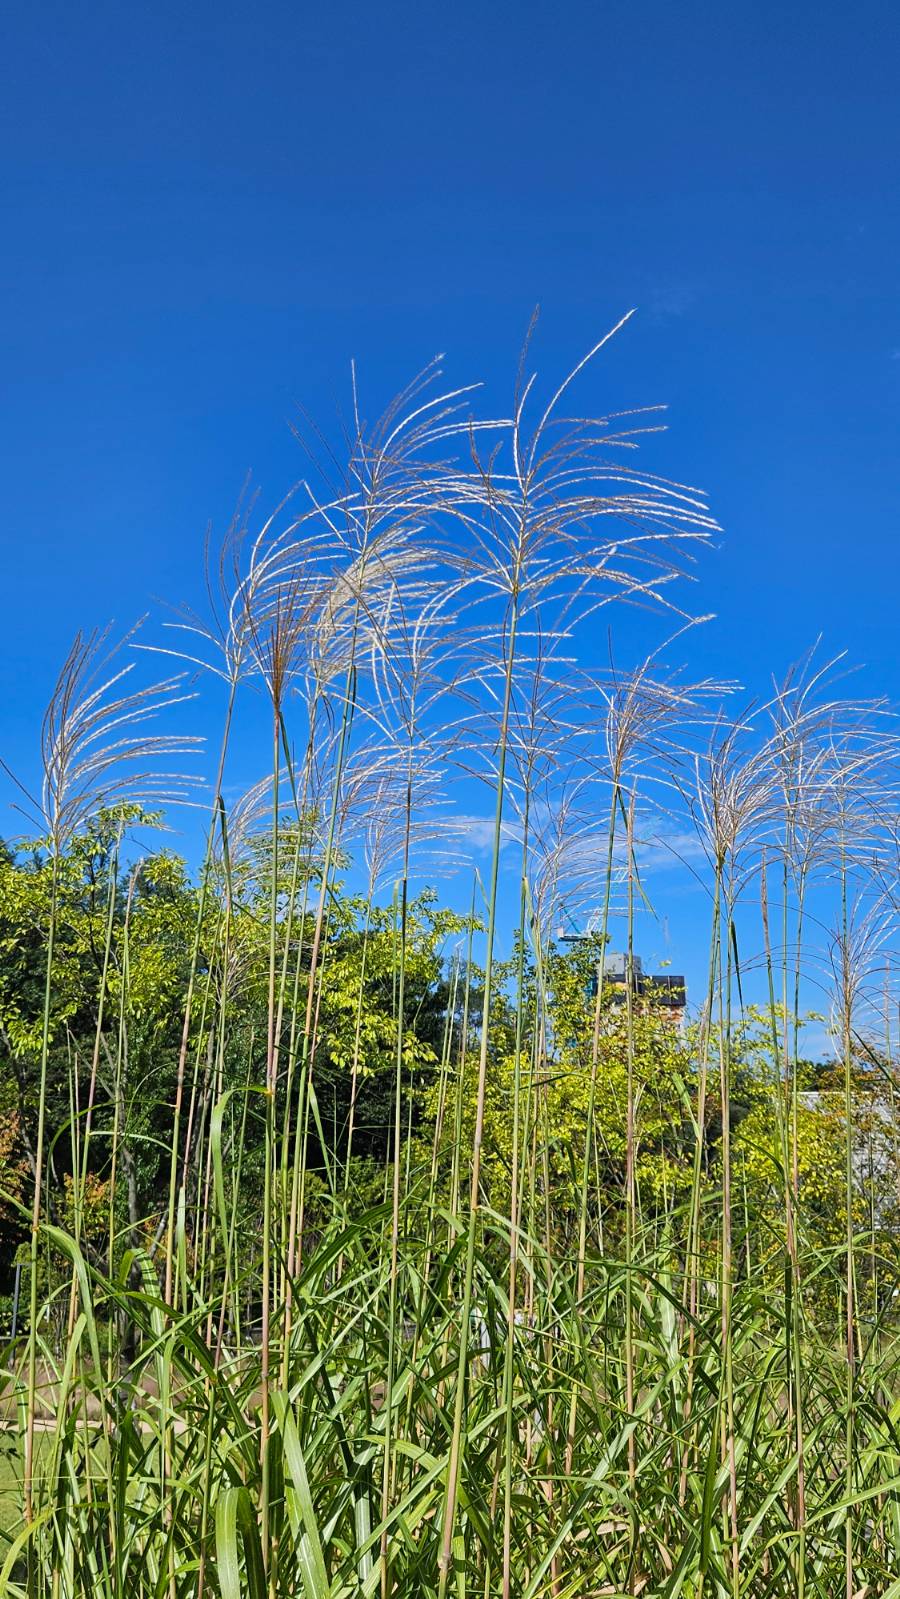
[2,0,899,1014]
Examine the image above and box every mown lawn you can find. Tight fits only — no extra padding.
[0,1433,22,1539]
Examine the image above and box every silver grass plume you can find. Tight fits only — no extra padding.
[35,624,203,854]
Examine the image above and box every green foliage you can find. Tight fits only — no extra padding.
[434,934,696,1229]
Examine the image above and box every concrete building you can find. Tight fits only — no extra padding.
[599,952,687,1029]
[560,937,688,1029]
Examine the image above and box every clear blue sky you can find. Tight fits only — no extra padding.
[2,0,899,1001]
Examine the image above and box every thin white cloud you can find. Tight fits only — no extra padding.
[442,814,522,855]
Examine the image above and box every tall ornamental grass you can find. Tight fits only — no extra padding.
[3,325,900,1599]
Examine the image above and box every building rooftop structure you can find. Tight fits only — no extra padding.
[601,954,687,1022]
[560,937,687,1026]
